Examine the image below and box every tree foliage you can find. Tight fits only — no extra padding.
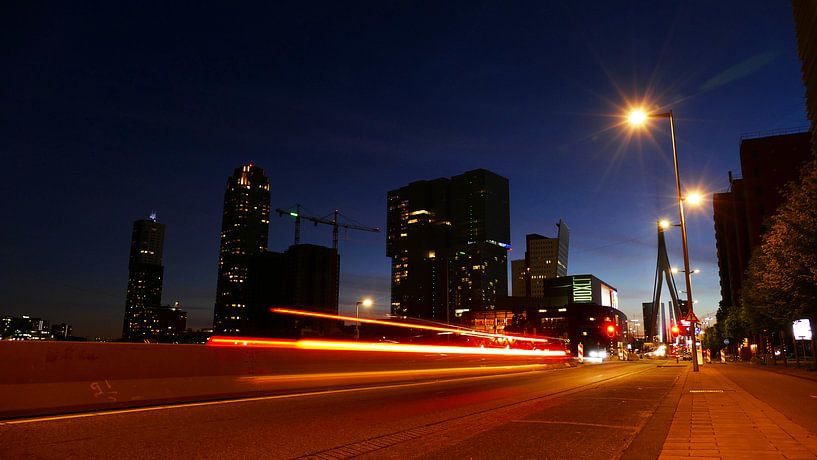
[740,155,817,332]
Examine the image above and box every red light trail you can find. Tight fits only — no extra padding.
[269,307,559,345]
[207,336,567,357]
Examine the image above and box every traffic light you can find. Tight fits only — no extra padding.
[606,324,616,338]
[671,324,680,337]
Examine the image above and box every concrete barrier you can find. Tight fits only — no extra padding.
[0,341,571,419]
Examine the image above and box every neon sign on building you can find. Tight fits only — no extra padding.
[572,277,593,303]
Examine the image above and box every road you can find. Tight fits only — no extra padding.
[1,361,683,459]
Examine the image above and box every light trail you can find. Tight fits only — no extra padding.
[207,336,567,357]
[269,307,561,345]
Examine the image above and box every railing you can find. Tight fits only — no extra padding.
[740,126,811,140]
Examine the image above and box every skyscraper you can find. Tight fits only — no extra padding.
[387,169,510,322]
[123,214,165,339]
[511,220,570,297]
[213,164,271,334]
[246,244,340,337]
[448,169,511,313]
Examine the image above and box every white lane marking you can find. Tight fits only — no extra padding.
[511,419,636,430]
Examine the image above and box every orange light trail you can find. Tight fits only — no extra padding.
[207,336,567,357]
[269,307,559,344]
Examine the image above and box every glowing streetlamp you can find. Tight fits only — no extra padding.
[628,109,648,126]
[627,108,700,372]
[355,297,373,340]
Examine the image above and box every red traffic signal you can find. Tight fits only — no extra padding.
[605,324,616,338]
[671,324,680,336]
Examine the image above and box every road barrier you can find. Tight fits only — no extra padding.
[0,341,571,419]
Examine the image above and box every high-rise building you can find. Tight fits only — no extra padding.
[712,132,812,309]
[123,214,165,339]
[387,169,510,322]
[387,177,451,320]
[213,164,271,335]
[511,221,570,297]
[246,244,340,337]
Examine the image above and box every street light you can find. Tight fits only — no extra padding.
[628,108,700,372]
[355,297,373,340]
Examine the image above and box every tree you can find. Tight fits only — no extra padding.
[759,156,817,321]
[740,154,817,365]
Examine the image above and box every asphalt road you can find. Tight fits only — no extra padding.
[0,361,684,459]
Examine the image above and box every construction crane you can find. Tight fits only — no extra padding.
[275,204,380,250]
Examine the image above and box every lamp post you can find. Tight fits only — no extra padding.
[628,109,700,372]
[355,298,373,340]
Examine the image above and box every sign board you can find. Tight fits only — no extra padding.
[577,343,584,363]
[793,319,813,340]
[684,310,700,323]
[572,277,593,303]
[723,338,730,345]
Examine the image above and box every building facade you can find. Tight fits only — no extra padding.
[0,315,53,340]
[139,302,187,342]
[792,0,817,156]
[246,244,340,337]
[712,132,812,309]
[511,220,570,296]
[213,164,271,335]
[497,274,624,355]
[387,169,510,322]
[123,215,165,339]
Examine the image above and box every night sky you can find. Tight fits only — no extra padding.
[1,2,808,338]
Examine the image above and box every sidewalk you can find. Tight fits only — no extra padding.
[659,364,817,459]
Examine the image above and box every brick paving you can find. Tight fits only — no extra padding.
[659,365,817,459]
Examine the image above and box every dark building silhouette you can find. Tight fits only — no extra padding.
[213,164,271,335]
[792,1,817,155]
[511,221,570,297]
[123,214,165,339]
[138,302,188,342]
[713,132,812,309]
[387,169,510,322]
[51,323,72,339]
[247,244,339,337]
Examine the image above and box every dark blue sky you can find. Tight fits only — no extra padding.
[1,1,808,338]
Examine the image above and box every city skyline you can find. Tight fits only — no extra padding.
[2,2,810,337]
